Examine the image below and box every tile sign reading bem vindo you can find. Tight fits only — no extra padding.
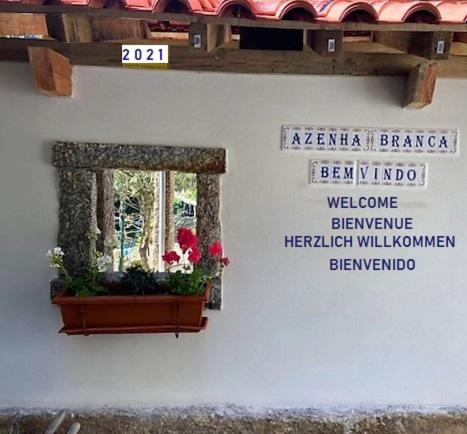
[310,160,427,187]
[281,125,459,272]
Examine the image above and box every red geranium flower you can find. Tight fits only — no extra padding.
[188,247,202,264]
[177,227,198,254]
[162,250,180,265]
[220,257,230,267]
[208,240,223,258]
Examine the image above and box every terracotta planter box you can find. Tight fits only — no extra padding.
[53,285,211,336]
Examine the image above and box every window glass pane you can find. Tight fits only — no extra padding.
[111,170,197,272]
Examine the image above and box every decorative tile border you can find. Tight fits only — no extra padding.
[310,159,427,188]
[282,125,458,154]
[52,142,226,310]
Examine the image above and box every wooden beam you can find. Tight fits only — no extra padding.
[375,31,453,60]
[189,23,231,52]
[4,39,466,78]
[1,3,467,33]
[46,13,92,42]
[27,47,72,96]
[0,12,48,38]
[343,40,404,54]
[404,62,437,109]
[306,30,343,57]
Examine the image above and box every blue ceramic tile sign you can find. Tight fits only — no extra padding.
[282,125,459,154]
[310,160,427,188]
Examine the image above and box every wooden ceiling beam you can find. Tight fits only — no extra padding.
[404,62,437,109]
[27,46,72,96]
[3,39,464,78]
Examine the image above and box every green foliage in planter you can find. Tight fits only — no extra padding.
[68,272,107,297]
[167,268,208,296]
[121,264,159,295]
[47,247,112,297]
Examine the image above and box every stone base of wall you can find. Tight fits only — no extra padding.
[2,407,467,434]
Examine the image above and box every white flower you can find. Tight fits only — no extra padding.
[96,255,112,272]
[53,247,64,257]
[47,247,64,258]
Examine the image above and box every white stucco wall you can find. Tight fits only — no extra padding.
[0,61,467,408]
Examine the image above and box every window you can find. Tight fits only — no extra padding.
[52,142,226,309]
[112,170,197,272]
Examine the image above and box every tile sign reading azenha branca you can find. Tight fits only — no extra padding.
[281,125,459,271]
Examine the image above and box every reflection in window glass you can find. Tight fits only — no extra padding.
[112,170,197,271]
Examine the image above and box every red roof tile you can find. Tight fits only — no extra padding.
[3,0,467,23]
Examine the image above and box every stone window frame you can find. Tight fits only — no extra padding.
[52,142,226,310]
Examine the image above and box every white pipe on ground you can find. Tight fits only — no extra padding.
[44,411,66,434]
[67,422,81,434]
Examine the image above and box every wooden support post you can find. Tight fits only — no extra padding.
[189,22,231,52]
[404,62,438,109]
[306,30,343,56]
[46,13,92,42]
[0,13,48,38]
[375,31,452,60]
[28,47,72,97]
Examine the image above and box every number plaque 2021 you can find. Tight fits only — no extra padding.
[121,45,169,68]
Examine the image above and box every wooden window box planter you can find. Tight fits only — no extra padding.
[52,284,211,336]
